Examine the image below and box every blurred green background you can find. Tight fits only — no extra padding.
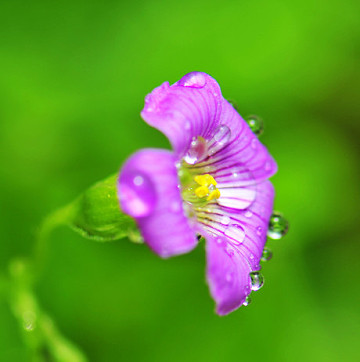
[1,0,359,361]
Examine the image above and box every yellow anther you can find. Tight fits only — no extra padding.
[195,185,210,198]
[194,174,217,187]
[193,174,221,201]
[207,189,221,201]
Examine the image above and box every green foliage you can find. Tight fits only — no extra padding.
[0,0,359,361]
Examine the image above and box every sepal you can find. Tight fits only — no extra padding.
[70,174,137,242]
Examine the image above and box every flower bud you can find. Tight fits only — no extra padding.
[70,174,136,242]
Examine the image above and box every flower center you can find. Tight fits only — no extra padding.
[179,165,221,208]
[194,174,221,201]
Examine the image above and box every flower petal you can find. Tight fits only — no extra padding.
[201,100,278,184]
[203,181,274,315]
[141,72,223,159]
[118,149,198,258]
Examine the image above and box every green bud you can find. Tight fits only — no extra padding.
[69,174,137,242]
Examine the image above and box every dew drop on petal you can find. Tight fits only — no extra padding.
[184,121,191,130]
[221,215,231,225]
[226,247,235,257]
[267,211,289,240]
[214,125,231,144]
[183,137,208,165]
[225,272,234,283]
[245,115,264,136]
[227,99,238,110]
[250,271,264,291]
[224,224,245,245]
[256,226,263,236]
[119,171,156,218]
[242,295,252,306]
[261,247,273,261]
[251,138,259,150]
[178,72,207,88]
[244,210,253,218]
[184,152,198,165]
[265,161,272,171]
[208,125,231,155]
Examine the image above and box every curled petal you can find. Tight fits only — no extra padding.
[118,149,198,258]
[204,181,274,315]
[141,72,223,159]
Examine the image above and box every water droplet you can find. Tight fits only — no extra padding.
[183,137,208,165]
[208,125,231,155]
[178,72,207,88]
[256,226,263,236]
[250,271,264,291]
[214,125,231,144]
[216,238,223,245]
[251,138,259,149]
[224,224,245,245]
[221,215,231,225]
[128,229,144,244]
[22,311,36,332]
[244,210,253,218]
[242,295,252,306]
[265,161,272,171]
[245,115,264,136]
[183,152,198,165]
[133,176,143,186]
[267,211,289,240]
[184,121,191,130]
[261,247,273,261]
[226,247,235,257]
[225,272,233,283]
[119,171,156,218]
[227,99,238,110]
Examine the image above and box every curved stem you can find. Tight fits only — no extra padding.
[32,202,76,281]
[8,258,87,362]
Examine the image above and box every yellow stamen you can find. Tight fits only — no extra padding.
[195,185,210,198]
[193,174,221,201]
[194,174,217,187]
[207,189,221,201]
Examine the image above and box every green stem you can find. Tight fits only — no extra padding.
[8,258,87,362]
[33,202,76,281]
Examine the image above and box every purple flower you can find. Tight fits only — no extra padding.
[117,72,277,315]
